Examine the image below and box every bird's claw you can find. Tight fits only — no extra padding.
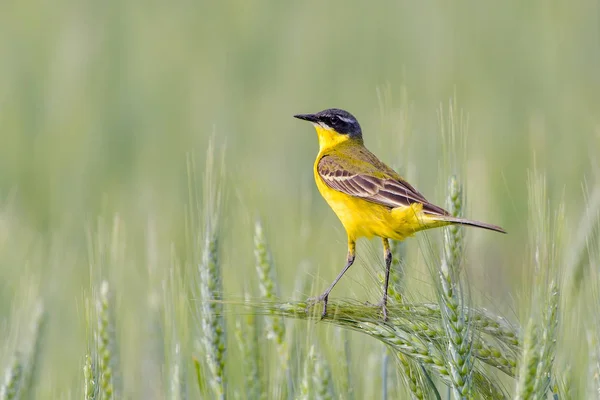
[306,294,329,319]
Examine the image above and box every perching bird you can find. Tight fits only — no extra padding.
[294,108,505,320]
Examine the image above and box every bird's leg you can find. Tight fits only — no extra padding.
[382,238,392,322]
[311,240,356,319]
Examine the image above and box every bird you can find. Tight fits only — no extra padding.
[294,108,505,321]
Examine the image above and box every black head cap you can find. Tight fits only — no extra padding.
[294,108,362,139]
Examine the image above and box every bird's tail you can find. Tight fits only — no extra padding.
[430,215,506,234]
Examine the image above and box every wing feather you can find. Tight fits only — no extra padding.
[318,155,448,216]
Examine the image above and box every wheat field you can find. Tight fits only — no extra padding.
[1,1,599,399]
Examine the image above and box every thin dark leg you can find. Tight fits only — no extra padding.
[382,238,392,321]
[317,240,356,318]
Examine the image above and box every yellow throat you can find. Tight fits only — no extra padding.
[314,124,362,153]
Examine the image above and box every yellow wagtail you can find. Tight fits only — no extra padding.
[294,108,505,320]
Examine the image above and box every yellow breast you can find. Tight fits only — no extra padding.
[313,157,426,241]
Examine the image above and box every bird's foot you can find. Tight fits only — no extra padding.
[306,293,329,319]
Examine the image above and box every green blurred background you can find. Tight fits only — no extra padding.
[1,0,599,397]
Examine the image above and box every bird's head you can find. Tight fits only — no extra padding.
[294,108,363,151]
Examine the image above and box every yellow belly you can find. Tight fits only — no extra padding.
[315,172,439,241]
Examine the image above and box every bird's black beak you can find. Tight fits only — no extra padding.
[294,113,319,123]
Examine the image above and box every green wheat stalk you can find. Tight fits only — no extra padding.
[248,300,517,377]
[97,281,119,400]
[234,297,262,400]
[468,309,519,350]
[585,186,600,398]
[84,354,99,400]
[515,171,562,399]
[254,220,288,366]
[188,139,227,399]
[532,281,559,396]
[396,303,519,351]
[397,353,424,400]
[296,344,334,400]
[443,176,465,272]
[472,338,517,377]
[312,349,334,400]
[515,320,539,399]
[439,176,473,398]
[0,355,23,400]
[198,228,226,399]
[0,299,46,400]
[254,301,508,398]
[397,353,437,400]
[587,330,600,398]
[297,346,315,400]
[163,245,192,400]
[169,344,186,400]
[21,302,45,399]
[332,328,353,400]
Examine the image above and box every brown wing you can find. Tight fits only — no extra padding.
[317,154,449,216]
